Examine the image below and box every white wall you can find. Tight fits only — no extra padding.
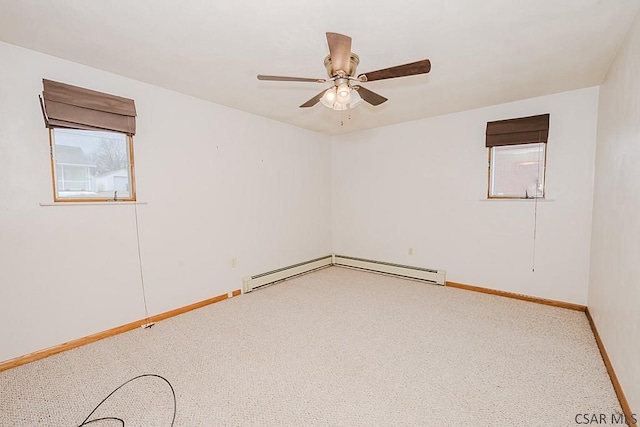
[0,42,332,363]
[332,87,599,305]
[589,11,640,415]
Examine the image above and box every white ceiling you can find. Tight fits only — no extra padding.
[1,0,639,135]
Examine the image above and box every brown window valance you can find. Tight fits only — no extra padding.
[40,79,136,135]
[485,113,549,147]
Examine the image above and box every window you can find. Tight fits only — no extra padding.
[40,79,137,202]
[485,113,549,199]
[49,128,135,201]
[488,143,545,198]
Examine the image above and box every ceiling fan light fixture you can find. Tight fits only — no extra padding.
[319,85,362,110]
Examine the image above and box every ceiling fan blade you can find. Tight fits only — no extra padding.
[258,75,326,83]
[359,59,431,82]
[326,32,352,75]
[299,90,327,108]
[353,86,388,106]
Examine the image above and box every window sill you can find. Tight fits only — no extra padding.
[39,201,148,207]
[479,198,555,202]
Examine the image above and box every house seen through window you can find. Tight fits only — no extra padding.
[50,128,135,201]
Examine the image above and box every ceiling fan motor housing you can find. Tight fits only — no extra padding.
[324,53,360,78]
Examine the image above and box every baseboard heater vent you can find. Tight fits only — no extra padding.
[333,254,446,285]
[243,254,446,293]
[243,255,333,293]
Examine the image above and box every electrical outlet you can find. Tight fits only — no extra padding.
[408,247,414,256]
[228,292,233,298]
[231,258,237,268]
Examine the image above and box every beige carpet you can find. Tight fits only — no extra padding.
[0,266,622,426]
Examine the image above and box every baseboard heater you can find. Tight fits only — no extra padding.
[243,254,446,293]
[243,255,333,293]
[333,254,446,285]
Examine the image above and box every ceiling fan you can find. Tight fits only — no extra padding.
[257,32,431,110]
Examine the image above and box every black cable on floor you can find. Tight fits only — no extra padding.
[78,374,176,427]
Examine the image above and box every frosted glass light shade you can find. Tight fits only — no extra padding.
[336,83,351,104]
[349,89,362,108]
[320,87,337,108]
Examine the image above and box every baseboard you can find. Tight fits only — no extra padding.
[0,289,241,373]
[445,281,587,312]
[585,308,637,427]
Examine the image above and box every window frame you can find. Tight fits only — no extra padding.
[487,142,547,200]
[48,128,137,203]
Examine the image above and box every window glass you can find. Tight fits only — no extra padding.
[50,128,135,201]
[489,143,545,198]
